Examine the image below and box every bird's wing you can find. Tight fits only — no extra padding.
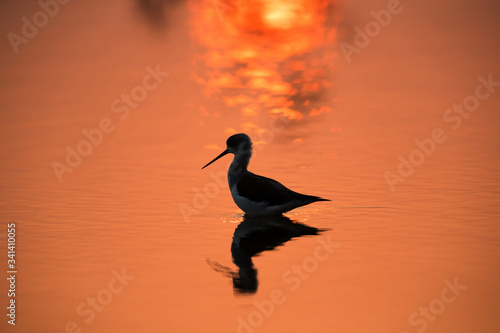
[236,173,307,206]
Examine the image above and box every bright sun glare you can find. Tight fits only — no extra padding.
[262,1,301,29]
[189,0,339,132]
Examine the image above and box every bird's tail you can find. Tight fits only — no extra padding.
[307,195,331,203]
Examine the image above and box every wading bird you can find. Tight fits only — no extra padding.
[202,133,330,216]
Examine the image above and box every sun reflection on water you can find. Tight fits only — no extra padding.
[188,0,340,136]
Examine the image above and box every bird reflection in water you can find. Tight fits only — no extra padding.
[207,215,324,294]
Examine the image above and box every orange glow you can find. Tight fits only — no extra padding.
[262,1,301,29]
[204,144,223,150]
[270,106,303,120]
[310,106,332,116]
[224,127,238,134]
[189,0,339,133]
[329,126,343,132]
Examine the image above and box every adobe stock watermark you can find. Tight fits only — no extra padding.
[400,277,467,333]
[7,0,72,54]
[229,235,339,333]
[178,115,291,223]
[51,64,169,182]
[339,0,405,63]
[52,267,135,333]
[384,73,499,191]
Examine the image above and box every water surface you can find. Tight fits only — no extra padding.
[0,0,499,332]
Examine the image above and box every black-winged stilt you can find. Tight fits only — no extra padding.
[202,133,330,216]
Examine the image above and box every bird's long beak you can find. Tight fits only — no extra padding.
[202,150,229,169]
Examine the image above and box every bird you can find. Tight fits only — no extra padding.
[202,133,330,217]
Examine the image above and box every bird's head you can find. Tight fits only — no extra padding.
[226,133,252,154]
[202,133,253,169]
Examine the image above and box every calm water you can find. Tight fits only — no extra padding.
[1,1,499,332]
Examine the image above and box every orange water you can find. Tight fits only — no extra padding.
[0,1,499,332]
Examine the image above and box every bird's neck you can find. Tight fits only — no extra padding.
[228,149,251,181]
